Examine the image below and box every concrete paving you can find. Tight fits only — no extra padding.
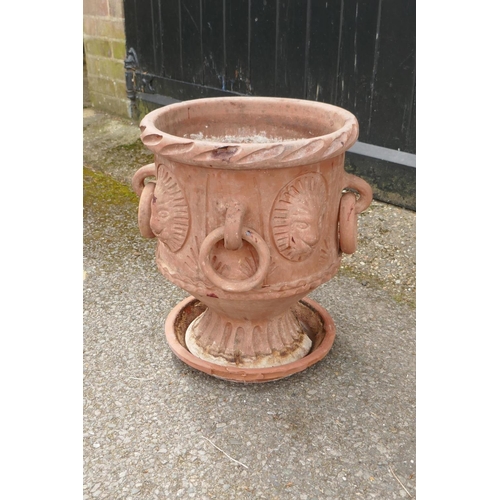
[83,106,416,500]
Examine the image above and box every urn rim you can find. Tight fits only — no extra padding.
[139,96,359,169]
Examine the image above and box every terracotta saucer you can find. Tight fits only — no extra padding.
[164,296,336,383]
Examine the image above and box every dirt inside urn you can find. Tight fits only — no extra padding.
[184,132,300,143]
[173,299,326,352]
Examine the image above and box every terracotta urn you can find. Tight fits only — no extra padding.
[132,96,372,383]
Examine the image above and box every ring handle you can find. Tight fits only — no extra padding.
[224,201,246,251]
[338,192,357,254]
[339,174,372,254]
[343,173,373,213]
[138,182,156,238]
[132,163,156,196]
[199,227,271,292]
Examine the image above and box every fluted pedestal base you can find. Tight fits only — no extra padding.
[185,307,312,368]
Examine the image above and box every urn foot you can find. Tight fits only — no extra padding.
[185,307,312,368]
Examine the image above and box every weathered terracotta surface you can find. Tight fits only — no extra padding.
[132,96,372,381]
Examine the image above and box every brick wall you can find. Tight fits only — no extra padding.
[83,0,129,117]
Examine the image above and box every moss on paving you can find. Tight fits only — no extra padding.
[83,166,138,207]
[83,166,140,251]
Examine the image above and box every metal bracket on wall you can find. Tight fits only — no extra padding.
[124,48,139,101]
[140,75,155,94]
[124,47,143,119]
[124,49,158,118]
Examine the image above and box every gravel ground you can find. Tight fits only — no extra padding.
[83,106,416,499]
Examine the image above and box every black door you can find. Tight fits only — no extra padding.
[124,0,416,209]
